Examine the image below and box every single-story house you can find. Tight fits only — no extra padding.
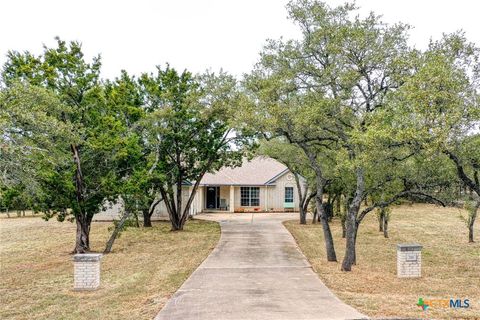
[94,156,303,221]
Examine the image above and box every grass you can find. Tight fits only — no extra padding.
[0,216,220,320]
[284,203,480,319]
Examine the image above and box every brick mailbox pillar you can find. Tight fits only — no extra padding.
[397,243,422,278]
[73,253,102,290]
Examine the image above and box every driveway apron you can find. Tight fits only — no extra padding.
[155,213,366,320]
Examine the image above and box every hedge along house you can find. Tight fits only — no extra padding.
[94,157,303,221]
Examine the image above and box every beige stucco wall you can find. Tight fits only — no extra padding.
[230,172,305,212]
[266,172,302,211]
[219,186,230,207]
[196,186,205,213]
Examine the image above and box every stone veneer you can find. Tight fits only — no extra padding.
[73,253,102,290]
[397,243,422,278]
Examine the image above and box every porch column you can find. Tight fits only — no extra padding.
[229,186,235,212]
[265,186,268,212]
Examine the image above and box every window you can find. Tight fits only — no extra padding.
[240,187,260,206]
[250,187,260,206]
[285,187,294,203]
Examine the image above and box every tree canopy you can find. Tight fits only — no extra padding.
[1,0,479,261]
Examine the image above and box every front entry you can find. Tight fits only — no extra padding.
[206,186,219,209]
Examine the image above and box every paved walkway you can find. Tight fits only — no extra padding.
[155,213,366,320]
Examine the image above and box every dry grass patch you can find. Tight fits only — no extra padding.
[0,216,220,320]
[284,203,480,319]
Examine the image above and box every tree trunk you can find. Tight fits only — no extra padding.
[299,207,307,224]
[160,187,179,230]
[163,167,208,231]
[353,225,358,264]
[142,209,152,227]
[170,209,183,231]
[298,144,336,260]
[293,172,307,225]
[71,143,91,254]
[378,209,384,232]
[74,215,90,253]
[104,210,131,254]
[341,167,364,271]
[468,201,479,243]
[172,174,185,231]
[342,211,357,271]
[133,211,140,227]
[468,221,474,243]
[143,198,163,228]
[162,185,187,231]
[335,193,341,217]
[326,193,332,221]
[317,195,337,262]
[341,196,349,238]
[300,191,315,225]
[312,207,317,224]
[383,215,389,238]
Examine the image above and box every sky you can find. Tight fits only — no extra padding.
[1,0,479,80]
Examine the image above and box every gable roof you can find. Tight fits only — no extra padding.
[200,156,289,186]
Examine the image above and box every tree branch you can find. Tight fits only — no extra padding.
[444,150,480,195]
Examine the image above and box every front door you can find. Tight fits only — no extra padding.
[206,186,219,209]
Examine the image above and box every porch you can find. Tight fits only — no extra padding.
[202,185,235,213]
[199,184,298,213]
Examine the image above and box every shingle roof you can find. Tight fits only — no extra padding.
[200,156,288,186]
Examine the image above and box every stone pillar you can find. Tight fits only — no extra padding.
[229,186,235,213]
[73,253,102,290]
[397,244,422,278]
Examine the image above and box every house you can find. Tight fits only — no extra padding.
[199,156,303,213]
[94,157,302,221]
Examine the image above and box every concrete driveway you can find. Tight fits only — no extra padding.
[155,212,366,320]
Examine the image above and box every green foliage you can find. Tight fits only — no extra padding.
[140,66,253,228]
[1,38,123,227]
[244,0,420,203]
[102,70,159,215]
[0,83,75,211]
[142,67,249,180]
